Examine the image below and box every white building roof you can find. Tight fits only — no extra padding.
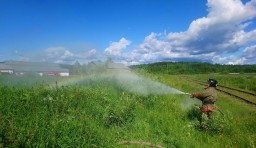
[0,63,13,70]
[4,61,69,72]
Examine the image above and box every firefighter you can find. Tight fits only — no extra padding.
[190,79,218,121]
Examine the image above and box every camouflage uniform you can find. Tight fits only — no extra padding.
[191,86,217,120]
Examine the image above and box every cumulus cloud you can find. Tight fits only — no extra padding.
[194,44,256,65]
[108,0,256,65]
[42,47,102,64]
[167,0,256,54]
[242,45,256,64]
[212,55,245,65]
[80,49,101,61]
[21,0,255,65]
[44,47,74,63]
[88,49,97,56]
[104,38,131,57]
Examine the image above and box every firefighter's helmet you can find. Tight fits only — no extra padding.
[208,79,218,87]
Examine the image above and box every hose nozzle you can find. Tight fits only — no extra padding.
[183,92,190,95]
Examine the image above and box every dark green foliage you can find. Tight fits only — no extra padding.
[0,84,112,147]
[186,107,232,135]
[103,103,135,128]
[131,62,256,74]
[186,106,201,121]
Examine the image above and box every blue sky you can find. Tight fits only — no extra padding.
[1,0,256,65]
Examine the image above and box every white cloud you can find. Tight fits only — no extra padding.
[208,44,256,65]
[139,33,169,52]
[44,47,74,63]
[43,47,104,64]
[88,49,97,56]
[242,45,256,64]
[19,0,255,65]
[207,0,255,23]
[231,30,256,46]
[167,0,256,54]
[119,0,256,65]
[104,37,131,57]
[63,50,73,58]
[212,55,245,65]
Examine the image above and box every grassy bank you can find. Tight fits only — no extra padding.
[0,73,255,147]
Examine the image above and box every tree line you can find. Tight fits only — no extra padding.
[130,62,256,74]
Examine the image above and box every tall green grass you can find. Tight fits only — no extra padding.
[186,74,256,93]
[0,73,255,147]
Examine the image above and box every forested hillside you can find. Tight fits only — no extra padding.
[130,62,256,74]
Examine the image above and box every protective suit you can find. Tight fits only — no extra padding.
[191,79,218,120]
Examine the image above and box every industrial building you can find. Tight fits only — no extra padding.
[0,61,69,76]
[0,63,14,75]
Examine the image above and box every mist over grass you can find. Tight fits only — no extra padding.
[0,75,63,87]
[113,71,185,95]
[0,70,185,96]
[71,70,185,95]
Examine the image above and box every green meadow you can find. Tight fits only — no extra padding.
[0,72,255,147]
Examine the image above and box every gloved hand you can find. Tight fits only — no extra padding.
[190,93,195,98]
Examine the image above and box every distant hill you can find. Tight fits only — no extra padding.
[130,62,256,74]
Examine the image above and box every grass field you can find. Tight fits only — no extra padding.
[185,74,256,93]
[0,72,255,147]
